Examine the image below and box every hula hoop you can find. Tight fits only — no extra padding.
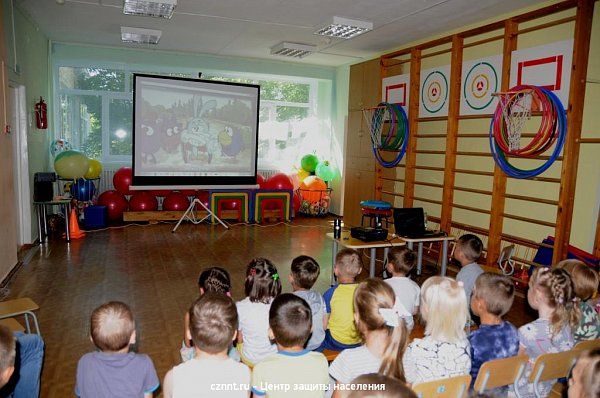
[370,102,409,168]
[489,85,566,179]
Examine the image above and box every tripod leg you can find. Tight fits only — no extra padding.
[172,200,197,232]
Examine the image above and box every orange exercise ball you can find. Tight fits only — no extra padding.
[299,176,327,202]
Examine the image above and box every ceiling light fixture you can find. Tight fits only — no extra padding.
[314,16,373,39]
[123,0,177,19]
[270,42,316,58]
[121,27,162,44]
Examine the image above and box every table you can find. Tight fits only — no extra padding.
[33,199,72,243]
[401,235,456,276]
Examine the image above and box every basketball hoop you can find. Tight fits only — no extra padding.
[492,89,533,151]
[361,102,409,168]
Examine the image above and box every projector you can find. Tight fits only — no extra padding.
[350,227,388,242]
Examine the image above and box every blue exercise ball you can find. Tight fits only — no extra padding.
[71,178,96,201]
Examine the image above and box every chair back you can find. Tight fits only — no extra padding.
[413,375,471,398]
[574,339,600,352]
[528,350,579,384]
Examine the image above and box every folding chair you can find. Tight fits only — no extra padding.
[528,350,579,398]
[323,349,339,362]
[473,355,528,398]
[0,298,41,335]
[0,318,25,333]
[412,375,471,398]
[574,338,600,352]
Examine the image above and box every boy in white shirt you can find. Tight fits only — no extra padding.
[163,293,250,398]
[384,247,420,330]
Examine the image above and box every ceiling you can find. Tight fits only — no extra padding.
[17,0,546,67]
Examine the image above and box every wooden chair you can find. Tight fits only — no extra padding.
[323,349,339,362]
[473,355,528,397]
[0,318,25,333]
[574,338,600,352]
[0,298,41,335]
[528,350,579,398]
[412,375,471,398]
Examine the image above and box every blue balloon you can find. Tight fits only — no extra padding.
[70,179,96,201]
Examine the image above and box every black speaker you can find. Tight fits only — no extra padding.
[33,172,56,202]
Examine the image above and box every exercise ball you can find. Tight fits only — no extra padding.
[315,160,336,182]
[49,139,72,158]
[265,173,294,190]
[70,178,96,201]
[300,154,319,173]
[84,159,103,179]
[98,190,128,221]
[113,167,133,195]
[163,192,190,211]
[54,150,90,179]
[195,190,210,209]
[256,173,266,188]
[180,189,197,196]
[299,176,327,202]
[151,190,171,197]
[221,199,240,210]
[129,191,158,211]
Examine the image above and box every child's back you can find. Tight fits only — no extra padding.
[384,247,420,330]
[454,234,484,302]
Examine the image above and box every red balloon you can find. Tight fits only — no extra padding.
[256,174,266,188]
[129,191,158,211]
[179,189,197,196]
[265,173,294,190]
[98,190,128,221]
[113,167,133,195]
[220,199,240,210]
[151,190,171,197]
[163,192,190,211]
[195,190,210,209]
[293,192,301,214]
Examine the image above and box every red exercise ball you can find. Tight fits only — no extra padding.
[221,199,240,210]
[151,189,171,197]
[256,173,266,188]
[265,173,294,190]
[113,167,133,195]
[98,190,128,221]
[163,192,190,211]
[129,191,158,211]
[179,189,197,196]
[195,190,210,209]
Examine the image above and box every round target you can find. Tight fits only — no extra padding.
[421,71,449,113]
[463,61,498,111]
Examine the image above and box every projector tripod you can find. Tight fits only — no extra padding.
[172,199,229,232]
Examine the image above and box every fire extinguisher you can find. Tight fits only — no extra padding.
[35,97,48,129]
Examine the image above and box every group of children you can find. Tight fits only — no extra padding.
[1,234,596,397]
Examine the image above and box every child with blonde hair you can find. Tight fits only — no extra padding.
[402,276,470,385]
[568,348,600,398]
[330,278,409,393]
[236,258,282,366]
[555,260,599,342]
[515,267,581,398]
[347,374,417,398]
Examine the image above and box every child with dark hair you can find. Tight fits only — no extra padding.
[468,273,519,390]
[385,247,420,330]
[251,294,328,398]
[236,258,282,366]
[164,293,250,397]
[76,301,159,398]
[454,234,484,303]
[0,325,15,389]
[289,255,326,350]
[181,267,232,361]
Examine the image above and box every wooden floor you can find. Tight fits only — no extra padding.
[5,217,534,397]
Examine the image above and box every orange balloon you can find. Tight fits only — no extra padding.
[299,176,327,202]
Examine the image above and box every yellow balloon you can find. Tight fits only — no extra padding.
[297,168,310,182]
[84,159,103,179]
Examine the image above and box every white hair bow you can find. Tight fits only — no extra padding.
[378,301,412,328]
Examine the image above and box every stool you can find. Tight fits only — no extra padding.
[254,191,292,223]
[209,192,250,223]
[361,207,393,228]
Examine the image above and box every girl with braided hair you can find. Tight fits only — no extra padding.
[514,267,581,398]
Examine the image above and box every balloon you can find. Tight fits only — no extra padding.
[179,189,197,196]
[54,150,90,179]
[49,139,72,158]
[195,190,210,209]
[163,192,190,211]
[315,160,336,182]
[151,190,171,197]
[220,199,240,210]
[265,173,294,190]
[300,154,319,173]
[70,178,96,201]
[299,176,327,202]
[293,192,301,214]
[256,174,266,188]
[289,173,301,190]
[98,190,128,221]
[113,167,133,195]
[84,159,103,179]
[129,191,158,211]
[297,168,310,183]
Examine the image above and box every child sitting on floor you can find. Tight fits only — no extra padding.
[76,301,159,398]
[319,249,363,352]
[468,273,519,390]
[384,247,420,330]
[515,267,581,398]
[454,234,484,303]
[555,260,599,342]
[236,258,282,366]
[329,278,409,393]
[403,276,471,385]
[181,267,232,361]
[163,292,250,397]
[289,255,326,350]
[251,293,329,398]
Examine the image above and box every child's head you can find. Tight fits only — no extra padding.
[454,234,483,265]
[188,292,238,355]
[471,273,515,318]
[386,247,417,276]
[90,301,136,352]
[555,260,599,301]
[568,348,600,398]
[268,293,312,349]
[334,249,363,280]
[420,276,468,343]
[354,278,409,381]
[528,267,581,336]
[245,258,282,304]
[290,255,320,290]
[198,267,231,296]
[347,374,417,398]
[0,325,15,388]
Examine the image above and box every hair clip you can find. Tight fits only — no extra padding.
[272,273,279,281]
[249,268,257,276]
[456,280,464,287]
[379,302,411,328]
[557,297,564,304]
